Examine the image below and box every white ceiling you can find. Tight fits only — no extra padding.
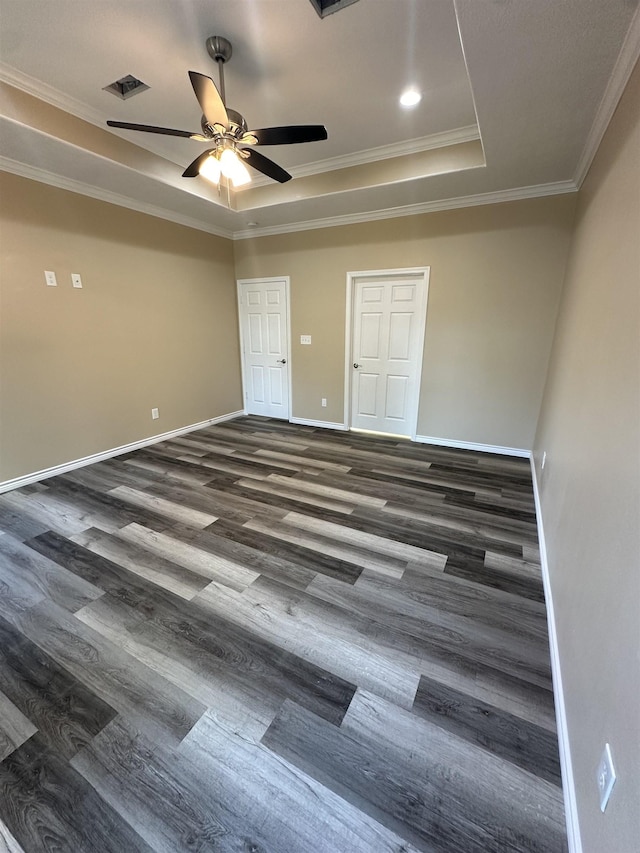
[1,0,638,238]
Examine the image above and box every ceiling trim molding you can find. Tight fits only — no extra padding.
[245,126,481,188]
[574,2,640,188]
[233,180,577,239]
[0,156,233,239]
[0,62,107,129]
[294,126,481,173]
[453,0,486,167]
[0,61,481,186]
[1,152,576,242]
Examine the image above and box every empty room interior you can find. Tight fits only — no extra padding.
[0,1,638,852]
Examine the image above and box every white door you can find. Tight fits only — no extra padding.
[348,269,429,437]
[237,277,290,419]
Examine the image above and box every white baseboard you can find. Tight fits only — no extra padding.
[289,417,348,430]
[285,423,531,457]
[414,434,531,458]
[0,410,244,494]
[530,459,582,853]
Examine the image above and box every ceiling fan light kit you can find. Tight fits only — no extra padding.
[219,148,251,187]
[198,154,221,185]
[106,36,327,190]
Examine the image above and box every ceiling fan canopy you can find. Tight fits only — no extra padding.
[106,35,328,186]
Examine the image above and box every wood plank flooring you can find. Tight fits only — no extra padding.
[0,416,567,852]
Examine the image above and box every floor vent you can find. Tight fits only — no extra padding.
[103,74,149,100]
[308,0,360,19]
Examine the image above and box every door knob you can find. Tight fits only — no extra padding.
[277,358,286,364]
[353,362,360,368]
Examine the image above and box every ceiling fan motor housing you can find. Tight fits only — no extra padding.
[200,108,247,138]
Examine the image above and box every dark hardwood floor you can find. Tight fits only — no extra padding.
[0,416,567,852]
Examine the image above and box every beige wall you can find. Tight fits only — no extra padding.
[1,173,576,483]
[534,62,640,852]
[234,194,576,449]
[0,172,242,482]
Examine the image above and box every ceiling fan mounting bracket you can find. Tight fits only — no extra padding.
[206,36,232,65]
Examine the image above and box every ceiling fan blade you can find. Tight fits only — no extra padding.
[188,71,229,128]
[106,120,207,141]
[243,149,292,183]
[247,125,328,146]
[182,150,215,178]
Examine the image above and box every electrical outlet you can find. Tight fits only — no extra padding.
[321,398,327,407]
[71,273,83,288]
[300,335,312,345]
[44,270,57,287]
[151,408,159,420]
[597,743,616,812]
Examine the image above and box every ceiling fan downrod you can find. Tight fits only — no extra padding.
[206,35,232,105]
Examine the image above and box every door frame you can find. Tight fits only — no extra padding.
[344,267,430,440]
[236,276,292,420]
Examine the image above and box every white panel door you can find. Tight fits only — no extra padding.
[350,272,428,437]
[238,278,289,419]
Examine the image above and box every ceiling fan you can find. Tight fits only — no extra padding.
[106,36,327,187]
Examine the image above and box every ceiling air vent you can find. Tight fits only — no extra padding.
[103,74,149,100]
[308,0,360,18]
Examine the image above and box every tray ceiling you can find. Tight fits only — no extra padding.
[0,0,638,238]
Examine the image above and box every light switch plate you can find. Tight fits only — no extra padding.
[151,408,159,420]
[300,334,312,345]
[71,273,83,288]
[597,743,616,812]
[45,270,57,287]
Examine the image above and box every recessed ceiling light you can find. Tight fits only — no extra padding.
[400,89,421,108]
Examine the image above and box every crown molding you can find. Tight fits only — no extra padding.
[574,2,640,188]
[0,156,232,239]
[243,125,482,189]
[293,125,481,175]
[453,0,486,166]
[2,152,576,242]
[232,180,577,239]
[0,62,107,129]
